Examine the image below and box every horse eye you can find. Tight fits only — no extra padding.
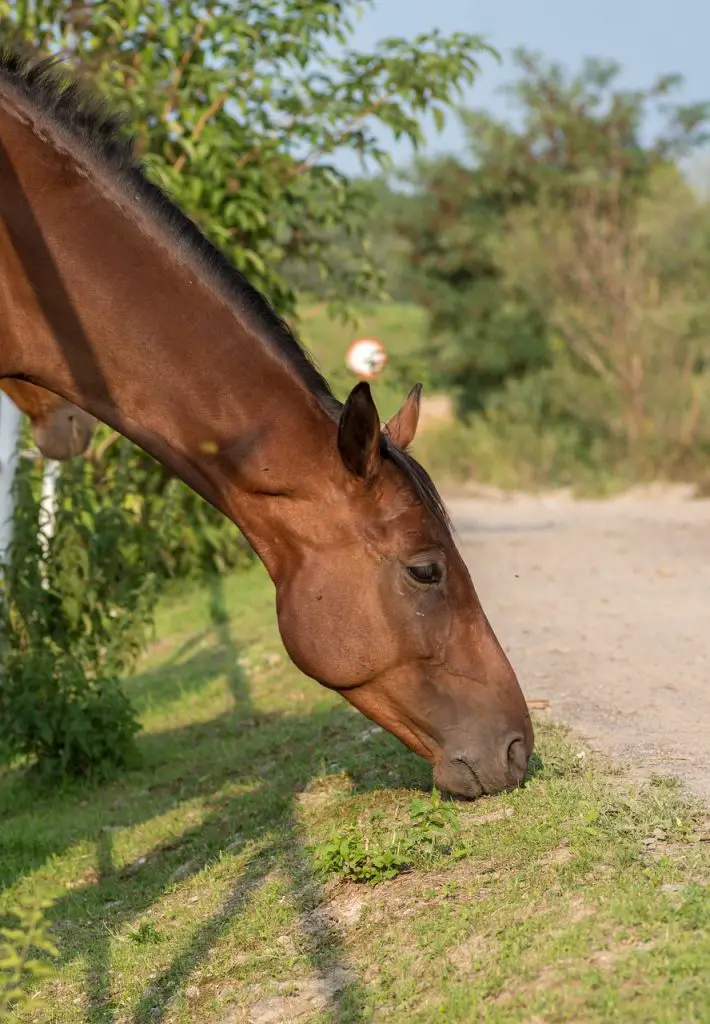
[407,562,444,585]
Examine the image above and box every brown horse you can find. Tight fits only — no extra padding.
[0,378,96,459]
[0,49,533,798]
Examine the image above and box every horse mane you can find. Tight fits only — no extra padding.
[0,45,450,528]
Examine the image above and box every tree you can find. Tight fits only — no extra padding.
[398,48,710,415]
[497,164,710,473]
[397,150,549,413]
[1,0,494,321]
[282,174,419,306]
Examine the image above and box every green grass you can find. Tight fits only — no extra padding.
[297,299,429,422]
[2,564,709,1023]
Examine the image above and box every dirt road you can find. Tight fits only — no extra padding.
[448,486,710,802]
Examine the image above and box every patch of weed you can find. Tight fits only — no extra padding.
[313,827,411,884]
[127,921,163,946]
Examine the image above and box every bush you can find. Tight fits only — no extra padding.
[0,420,255,780]
[91,430,255,582]
[0,643,140,780]
[423,418,621,493]
[0,445,154,779]
[0,891,58,1021]
[412,372,623,493]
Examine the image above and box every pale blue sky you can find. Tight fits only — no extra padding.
[340,0,710,178]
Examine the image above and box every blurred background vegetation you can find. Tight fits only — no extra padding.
[324,51,710,494]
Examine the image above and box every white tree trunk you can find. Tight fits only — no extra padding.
[0,392,22,564]
[39,459,59,556]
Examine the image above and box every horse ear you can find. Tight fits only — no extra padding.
[338,382,382,480]
[384,383,422,450]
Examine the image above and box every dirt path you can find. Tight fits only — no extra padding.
[447,486,710,802]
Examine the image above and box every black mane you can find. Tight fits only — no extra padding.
[0,45,337,405]
[0,45,450,529]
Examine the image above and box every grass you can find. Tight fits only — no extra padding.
[297,298,429,422]
[1,564,709,1023]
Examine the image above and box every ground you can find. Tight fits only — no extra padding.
[449,484,710,802]
[2,486,710,1023]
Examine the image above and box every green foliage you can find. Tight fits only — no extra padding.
[412,363,635,494]
[495,170,710,476]
[388,49,710,486]
[397,49,710,418]
[407,790,461,852]
[286,175,424,306]
[1,0,495,324]
[0,644,141,781]
[0,447,154,779]
[0,425,256,778]
[313,827,411,884]
[91,429,254,582]
[313,792,461,883]
[396,152,551,413]
[127,921,163,945]
[0,891,58,1021]
[154,479,253,580]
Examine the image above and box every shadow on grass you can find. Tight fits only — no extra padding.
[67,694,423,1022]
[207,571,253,711]
[2,572,427,1023]
[121,573,253,718]
[85,829,117,1020]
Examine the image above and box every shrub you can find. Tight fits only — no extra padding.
[0,421,255,780]
[0,891,58,1021]
[0,446,153,779]
[312,792,461,884]
[88,429,255,583]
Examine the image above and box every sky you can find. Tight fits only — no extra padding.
[338,0,710,181]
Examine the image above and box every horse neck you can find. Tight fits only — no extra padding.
[0,97,341,578]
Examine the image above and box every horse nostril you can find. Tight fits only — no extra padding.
[506,736,528,784]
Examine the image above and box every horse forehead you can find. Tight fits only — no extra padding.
[362,493,446,549]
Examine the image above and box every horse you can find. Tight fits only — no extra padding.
[0,47,533,798]
[0,378,96,459]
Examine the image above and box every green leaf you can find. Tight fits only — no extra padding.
[432,106,446,133]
